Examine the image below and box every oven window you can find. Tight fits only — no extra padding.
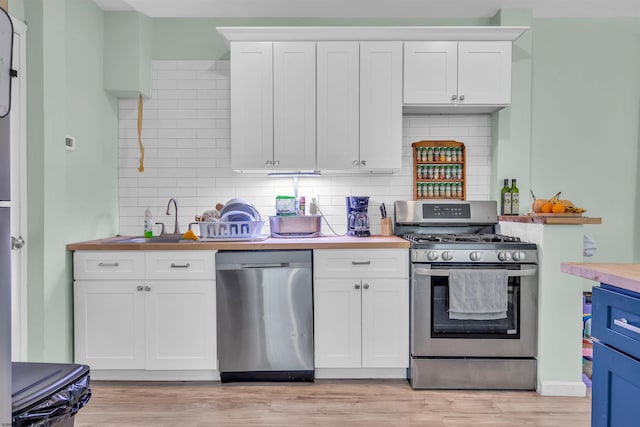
[431,277,520,339]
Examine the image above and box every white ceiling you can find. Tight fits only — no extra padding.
[92,0,640,19]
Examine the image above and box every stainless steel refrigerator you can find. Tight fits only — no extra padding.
[0,5,13,424]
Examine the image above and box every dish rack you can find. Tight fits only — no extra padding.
[196,220,266,241]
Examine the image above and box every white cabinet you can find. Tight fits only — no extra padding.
[230,42,315,171]
[313,249,409,370]
[316,42,403,171]
[403,41,512,108]
[73,251,216,374]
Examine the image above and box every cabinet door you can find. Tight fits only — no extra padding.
[230,42,274,170]
[360,42,402,170]
[592,341,640,427]
[273,42,316,170]
[403,41,458,104]
[74,281,145,369]
[316,42,360,170]
[361,278,409,368]
[144,281,216,370]
[314,278,362,368]
[457,41,512,105]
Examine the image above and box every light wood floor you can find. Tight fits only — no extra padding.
[74,380,591,427]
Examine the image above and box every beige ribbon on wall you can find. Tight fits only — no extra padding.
[137,93,145,172]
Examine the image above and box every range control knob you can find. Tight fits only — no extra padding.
[469,251,482,262]
[512,251,526,261]
[427,251,440,261]
[441,251,454,261]
[498,251,512,261]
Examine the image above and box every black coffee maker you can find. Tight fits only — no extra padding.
[346,196,371,237]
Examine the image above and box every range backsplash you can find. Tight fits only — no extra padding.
[117,60,492,237]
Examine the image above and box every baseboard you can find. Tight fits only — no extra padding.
[89,370,221,381]
[538,380,587,397]
[315,368,408,379]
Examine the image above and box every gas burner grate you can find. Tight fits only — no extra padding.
[402,232,521,244]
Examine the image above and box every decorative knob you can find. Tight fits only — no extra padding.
[353,160,359,166]
[441,251,454,261]
[363,284,370,290]
[498,251,512,261]
[355,284,361,290]
[266,160,271,165]
[451,94,457,101]
[427,251,440,261]
[275,160,280,166]
[144,285,151,292]
[459,95,465,101]
[137,285,144,291]
[360,160,367,166]
[469,251,482,261]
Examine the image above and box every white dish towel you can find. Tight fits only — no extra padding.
[448,269,509,320]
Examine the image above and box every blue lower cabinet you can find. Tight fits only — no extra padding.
[592,341,640,426]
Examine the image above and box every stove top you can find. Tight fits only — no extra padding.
[402,232,521,244]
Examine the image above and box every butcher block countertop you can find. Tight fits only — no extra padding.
[499,215,602,224]
[66,234,410,251]
[561,263,640,294]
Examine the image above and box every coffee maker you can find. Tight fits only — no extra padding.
[346,196,371,237]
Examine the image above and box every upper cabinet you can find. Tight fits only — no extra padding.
[404,41,512,112]
[231,42,316,171]
[219,26,528,171]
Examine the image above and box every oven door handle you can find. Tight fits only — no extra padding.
[414,268,537,277]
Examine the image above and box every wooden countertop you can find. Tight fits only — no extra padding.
[66,234,411,251]
[561,263,640,294]
[499,215,602,224]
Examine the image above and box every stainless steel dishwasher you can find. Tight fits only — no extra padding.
[216,250,313,382]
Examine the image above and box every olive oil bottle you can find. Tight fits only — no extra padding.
[510,179,520,215]
[500,179,511,215]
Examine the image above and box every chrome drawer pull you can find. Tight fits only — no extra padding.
[170,263,191,268]
[351,261,371,265]
[614,318,640,335]
[98,262,119,267]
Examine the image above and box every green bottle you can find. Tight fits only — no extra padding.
[510,179,520,216]
[500,179,511,215]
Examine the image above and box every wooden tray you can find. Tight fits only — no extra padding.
[526,212,583,217]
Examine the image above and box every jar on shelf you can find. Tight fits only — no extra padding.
[426,147,434,162]
[456,165,462,180]
[426,183,434,198]
[445,165,452,180]
[445,147,452,162]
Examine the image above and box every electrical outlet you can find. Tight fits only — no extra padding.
[310,196,319,215]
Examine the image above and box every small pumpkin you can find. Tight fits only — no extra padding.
[551,203,566,213]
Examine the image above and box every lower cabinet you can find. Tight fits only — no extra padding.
[592,285,640,426]
[313,249,409,371]
[73,251,216,374]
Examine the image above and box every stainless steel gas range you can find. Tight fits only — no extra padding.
[394,200,538,390]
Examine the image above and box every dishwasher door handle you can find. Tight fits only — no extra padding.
[239,262,291,269]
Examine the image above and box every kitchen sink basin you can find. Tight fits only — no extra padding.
[115,235,187,244]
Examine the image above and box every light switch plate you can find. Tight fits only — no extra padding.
[65,135,75,151]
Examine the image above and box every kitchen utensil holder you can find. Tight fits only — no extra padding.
[381,217,393,236]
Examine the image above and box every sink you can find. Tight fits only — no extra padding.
[115,235,187,244]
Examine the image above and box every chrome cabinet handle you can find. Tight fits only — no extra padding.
[360,160,367,166]
[459,94,465,101]
[451,94,457,101]
[363,283,370,290]
[137,285,144,291]
[355,284,361,290]
[144,285,151,292]
[614,318,640,335]
[170,263,191,268]
[98,262,119,267]
[351,261,371,265]
[414,268,537,277]
[353,160,359,166]
[266,160,271,165]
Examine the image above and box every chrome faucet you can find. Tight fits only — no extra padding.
[166,198,180,234]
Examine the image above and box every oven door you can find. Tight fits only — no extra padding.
[411,263,538,358]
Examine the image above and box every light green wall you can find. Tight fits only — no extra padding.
[25,0,118,362]
[530,18,640,264]
[8,0,24,21]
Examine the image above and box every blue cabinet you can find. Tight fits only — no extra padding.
[592,286,640,427]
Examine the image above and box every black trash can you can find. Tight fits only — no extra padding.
[12,362,91,427]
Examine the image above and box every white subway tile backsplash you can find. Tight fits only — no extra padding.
[118,60,493,237]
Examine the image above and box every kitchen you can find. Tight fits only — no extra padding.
[3,0,640,425]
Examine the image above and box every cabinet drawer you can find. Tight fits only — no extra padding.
[145,251,215,280]
[593,286,640,358]
[74,251,145,280]
[314,249,408,279]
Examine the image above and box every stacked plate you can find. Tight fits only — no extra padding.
[219,198,261,222]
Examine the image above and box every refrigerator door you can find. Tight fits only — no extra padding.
[1,207,10,425]
[0,116,8,201]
